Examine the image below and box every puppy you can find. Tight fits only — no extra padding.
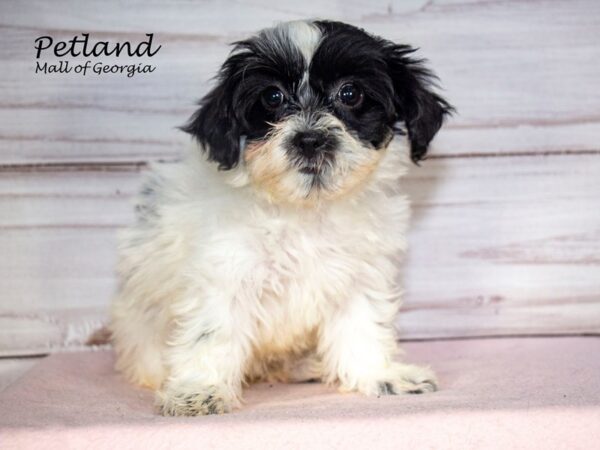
[110,20,452,416]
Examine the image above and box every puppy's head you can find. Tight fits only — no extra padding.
[183,20,452,204]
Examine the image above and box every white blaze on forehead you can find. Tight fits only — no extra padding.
[283,20,321,66]
[281,21,321,103]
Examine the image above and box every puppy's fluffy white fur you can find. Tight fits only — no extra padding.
[111,21,441,416]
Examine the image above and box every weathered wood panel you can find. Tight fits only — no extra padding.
[1,154,598,355]
[1,0,599,354]
[1,0,599,164]
[399,154,600,338]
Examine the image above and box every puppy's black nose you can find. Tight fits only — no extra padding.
[293,131,326,158]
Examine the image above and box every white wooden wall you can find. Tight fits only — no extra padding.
[1,0,599,356]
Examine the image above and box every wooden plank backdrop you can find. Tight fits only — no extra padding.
[0,0,599,356]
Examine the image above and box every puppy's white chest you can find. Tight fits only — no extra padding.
[248,210,371,345]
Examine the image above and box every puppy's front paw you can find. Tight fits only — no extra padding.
[157,383,232,416]
[372,363,438,396]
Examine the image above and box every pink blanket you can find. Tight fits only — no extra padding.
[1,337,599,449]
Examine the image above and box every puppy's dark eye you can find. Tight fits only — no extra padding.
[262,87,285,109]
[338,83,363,107]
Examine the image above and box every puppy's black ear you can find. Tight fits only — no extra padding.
[384,44,453,163]
[180,55,245,170]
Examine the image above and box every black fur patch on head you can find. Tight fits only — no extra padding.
[181,26,306,170]
[310,21,397,149]
[314,21,454,163]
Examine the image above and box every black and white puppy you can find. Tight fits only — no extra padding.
[110,20,452,416]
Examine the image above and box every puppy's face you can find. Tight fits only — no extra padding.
[183,21,451,204]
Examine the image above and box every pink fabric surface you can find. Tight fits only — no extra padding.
[1,337,599,449]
